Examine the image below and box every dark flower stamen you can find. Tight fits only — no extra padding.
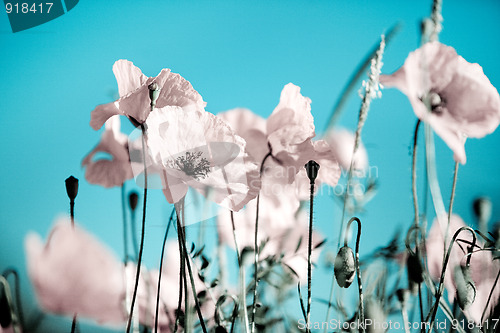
[168,151,211,180]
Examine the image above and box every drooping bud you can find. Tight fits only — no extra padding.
[334,246,356,288]
[304,160,320,184]
[65,176,79,201]
[128,191,139,212]
[406,253,424,284]
[454,265,476,310]
[148,82,160,108]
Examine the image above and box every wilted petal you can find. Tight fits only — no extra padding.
[25,218,126,324]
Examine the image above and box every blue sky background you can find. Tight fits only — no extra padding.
[1,1,499,332]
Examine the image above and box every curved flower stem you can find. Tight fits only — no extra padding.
[126,124,148,333]
[231,211,250,333]
[306,177,316,333]
[250,151,272,333]
[427,227,476,333]
[154,208,175,333]
[345,217,364,333]
[131,204,139,260]
[411,120,426,327]
[480,268,500,324]
[70,199,75,227]
[444,162,459,255]
[121,184,129,263]
[2,269,25,330]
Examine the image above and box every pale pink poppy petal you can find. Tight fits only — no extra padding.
[294,140,341,200]
[217,108,267,142]
[113,60,148,97]
[145,107,261,211]
[25,218,126,325]
[381,42,500,164]
[82,116,133,188]
[90,101,121,131]
[91,61,206,130]
[324,128,369,171]
[267,83,315,157]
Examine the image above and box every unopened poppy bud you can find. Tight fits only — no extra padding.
[406,253,424,284]
[148,82,160,108]
[304,160,320,184]
[473,197,492,223]
[128,191,139,211]
[396,288,409,305]
[454,265,476,310]
[334,246,356,288]
[65,176,79,201]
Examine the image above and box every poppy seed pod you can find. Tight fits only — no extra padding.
[305,160,320,183]
[148,82,160,108]
[406,253,424,284]
[128,191,139,211]
[334,246,356,288]
[65,176,79,201]
[454,265,476,310]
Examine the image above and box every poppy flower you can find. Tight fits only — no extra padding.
[82,116,133,187]
[25,218,127,325]
[218,87,341,188]
[426,214,500,323]
[90,60,206,130]
[142,106,261,212]
[381,42,500,164]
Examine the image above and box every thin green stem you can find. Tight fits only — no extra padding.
[306,180,315,333]
[154,208,175,333]
[176,206,208,333]
[480,268,500,324]
[250,151,272,333]
[126,125,148,333]
[444,162,459,256]
[345,217,364,333]
[121,184,129,263]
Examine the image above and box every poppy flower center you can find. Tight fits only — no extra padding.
[420,91,446,115]
[168,151,211,180]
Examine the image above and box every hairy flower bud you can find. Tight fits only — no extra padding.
[128,191,139,211]
[454,265,476,310]
[65,176,79,201]
[304,160,320,184]
[334,246,356,288]
[406,253,424,284]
